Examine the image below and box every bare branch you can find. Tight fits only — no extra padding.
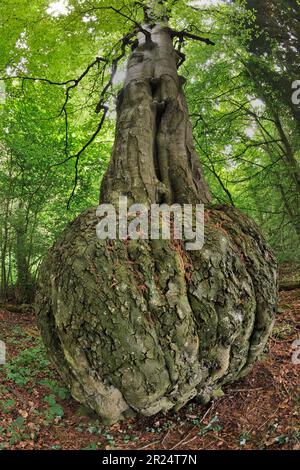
[0,75,74,86]
[170,29,215,46]
[95,31,137,114]
[66,104,108,209]
[80,5,152,42]
[0,56,107,92]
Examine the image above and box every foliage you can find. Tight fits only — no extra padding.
[2,339,51,386]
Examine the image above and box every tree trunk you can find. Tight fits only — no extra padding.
[36,13,277,423]
[0,150,13,301]
[100,24,211,206]
[15,203,34,303]
[0,198,10,300]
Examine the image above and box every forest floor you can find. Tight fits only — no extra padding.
[0,267,299,450]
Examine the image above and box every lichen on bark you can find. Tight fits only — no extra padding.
[36,205,277,422]
[36,17,277,423]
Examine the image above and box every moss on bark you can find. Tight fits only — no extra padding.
[36,205,277,422]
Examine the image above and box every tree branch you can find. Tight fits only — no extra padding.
[170,29,215,46]
[0,56,107,92]
[66,104,108,209]
[80,5,152,42]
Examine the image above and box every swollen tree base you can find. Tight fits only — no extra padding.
[36,205,277,423]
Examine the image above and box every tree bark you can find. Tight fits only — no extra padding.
[100,24,211,206]
[15,202,34,303]
[36,205,277,422]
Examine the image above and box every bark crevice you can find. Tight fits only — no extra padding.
[100,24,211,206]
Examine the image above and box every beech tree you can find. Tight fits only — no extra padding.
[32,0,277,423]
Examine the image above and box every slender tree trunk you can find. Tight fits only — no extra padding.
[277,183,300,240]
[0,151,13,301]
[273,113,300,195]
[0,198,10,300]
[15,202,33,303]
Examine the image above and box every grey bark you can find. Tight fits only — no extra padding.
[36,206,277,422]
[100,25,211,206]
